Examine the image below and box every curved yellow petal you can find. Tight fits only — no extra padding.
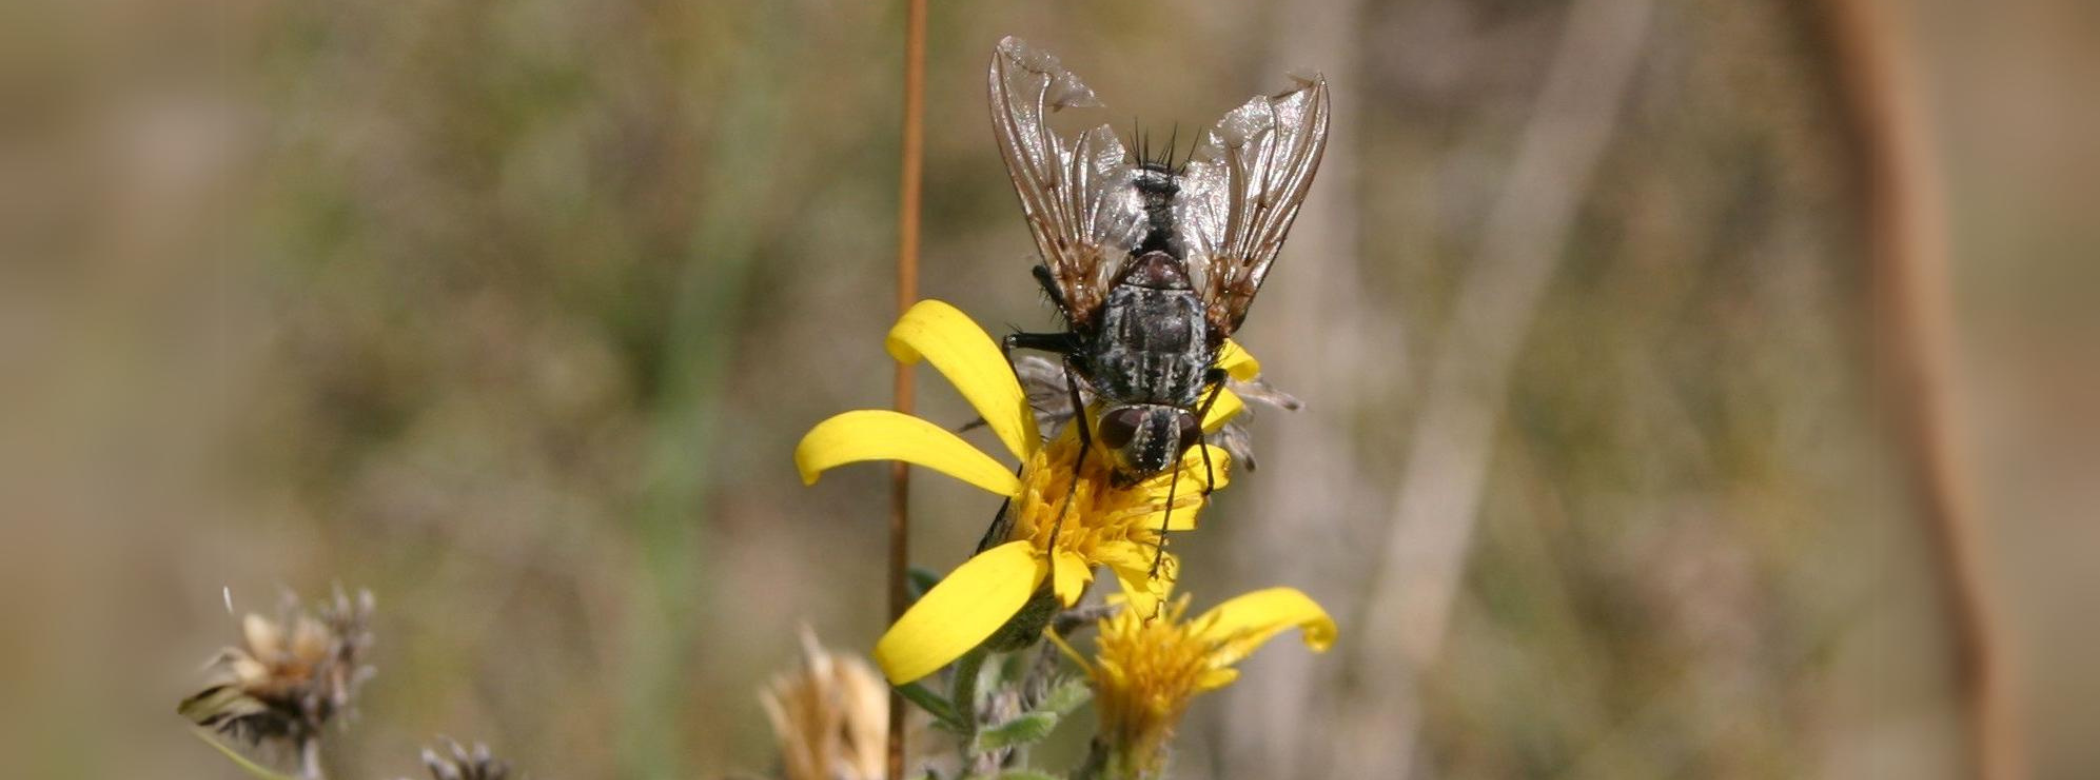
[1092,541,1153,572]
[1051,549,1091,607]
[873,541,1047,684]
[1196,667,1241,692]
[795,410,1020,496]
[886,300,1040,462]
[1111,553,1177,618]
[1119,500,1204,532]
[1202,389,1245,432]
[1137,445,1231,500]
[1194,587,1337,669]
[1216,340,1261,381]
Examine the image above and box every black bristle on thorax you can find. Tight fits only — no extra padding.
[1129,120,1185,258]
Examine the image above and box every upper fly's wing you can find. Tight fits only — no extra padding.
[1176,74,1331,343]
[988,36,1146,330]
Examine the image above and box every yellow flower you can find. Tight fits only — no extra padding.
[794,300,1259,684]
[1056,587,1336,778]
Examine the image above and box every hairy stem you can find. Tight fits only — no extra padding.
[951,648,988,740]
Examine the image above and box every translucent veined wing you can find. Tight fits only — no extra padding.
[988,36,1146,330]
[1177,73,1331,342]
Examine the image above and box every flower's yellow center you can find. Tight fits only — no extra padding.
[1004,427,1210,564]
[1088,596,1218,775]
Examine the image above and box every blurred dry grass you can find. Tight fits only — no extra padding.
[1,0,2096,778]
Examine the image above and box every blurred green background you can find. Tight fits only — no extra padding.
[1,0,2095,778]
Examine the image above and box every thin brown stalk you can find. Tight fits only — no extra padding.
[889,0,928,777]
[1801,0,2024,776]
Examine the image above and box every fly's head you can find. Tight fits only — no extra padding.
[1096,403,1202,482]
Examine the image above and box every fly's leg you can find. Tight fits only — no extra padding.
[1145,369,1231,593]
[1145,454,1186,619]
[1042,356,1092,591]
[1004,331,1082,420]
[1031,265,1069,312]
[975,494,1015,554]
[1002,331,1080,360]
[991,331,1081,558]
[1192,368,1228,497]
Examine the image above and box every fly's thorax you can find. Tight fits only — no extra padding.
[1134,166,1182,257]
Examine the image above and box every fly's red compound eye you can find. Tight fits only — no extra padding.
[1098,407,1144,450]
[1176,411,1203,454]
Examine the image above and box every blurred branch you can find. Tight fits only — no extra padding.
[1345,0,1656,776]
[1799,0,2025,776]
[888,0,928,777]
[625,4,789,773]
[1220,0,1367,775]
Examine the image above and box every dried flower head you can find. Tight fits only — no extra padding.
[759,627,889,780]
[405,738,511,780]
[180,587,376,748]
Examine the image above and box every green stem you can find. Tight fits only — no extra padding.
[1074,738,1110,780]
[950,647,989,740]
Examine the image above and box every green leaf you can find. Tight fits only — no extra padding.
[1033,677,1092,718]
[896,681,964,730]
[972,711,1060,753]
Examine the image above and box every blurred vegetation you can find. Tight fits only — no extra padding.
[0,0,2094,778]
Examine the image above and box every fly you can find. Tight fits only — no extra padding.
[983,37,1331,573]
